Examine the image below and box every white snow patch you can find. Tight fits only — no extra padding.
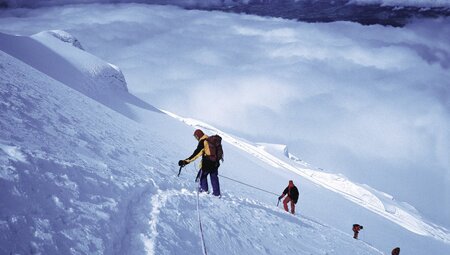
[45,30,84,50]
[0,144,27,162]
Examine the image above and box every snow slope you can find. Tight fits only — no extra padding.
[0,32,383,255]
[165,111,450,242]
[1,30,450,255]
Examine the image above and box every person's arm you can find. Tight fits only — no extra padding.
[185,140,205,163]
[279,187,289,200]
[283,187,289,195]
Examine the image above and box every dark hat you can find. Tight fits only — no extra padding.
[193,129,204,139]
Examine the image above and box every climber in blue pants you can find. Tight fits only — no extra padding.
[179,129,223,196]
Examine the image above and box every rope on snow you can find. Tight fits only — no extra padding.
[219,174,279,197]
[195,168,208,255]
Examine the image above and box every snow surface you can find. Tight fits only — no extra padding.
[1,4,450,255]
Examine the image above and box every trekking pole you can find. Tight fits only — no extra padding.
[277,198,280,207]
[177,166,184,177]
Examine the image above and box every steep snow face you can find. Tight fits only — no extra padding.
[0,49,165,254]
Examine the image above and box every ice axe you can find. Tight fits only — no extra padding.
[177,166,184,177]
[195,169,202,182]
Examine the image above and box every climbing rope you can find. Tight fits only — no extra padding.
[195,168,208,255]
[219,174,279,197]
[178,164,285,255]
[176,164,278,197]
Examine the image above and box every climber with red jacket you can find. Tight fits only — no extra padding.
[178,129,222,197]
[278,180,299,214]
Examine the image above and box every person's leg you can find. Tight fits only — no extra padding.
[290,200,296,214]
[353,231,358,239]
[199,171,209,192]
[283,197,291,212]
[209,170,221,196]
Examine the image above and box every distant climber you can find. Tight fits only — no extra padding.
[278,180,299,214]
[391,247,400,255]
[178,129,223,197]
[352,224,363,239]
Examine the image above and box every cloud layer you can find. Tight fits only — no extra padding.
[1,4,449,226]
[3,0,450,8]
[1,0,226,8]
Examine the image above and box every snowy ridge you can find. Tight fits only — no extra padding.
[163,110,450,243]
[31,30,128,96]
[0,31,127,95]
[31,30,128,93]
[43,30,85,50]
[0,30,160,120]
